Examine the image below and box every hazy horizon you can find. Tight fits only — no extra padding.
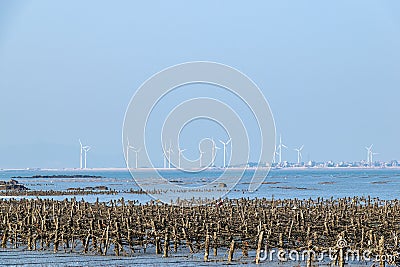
[0,1,399,168]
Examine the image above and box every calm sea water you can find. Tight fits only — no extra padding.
[1,168,399,202]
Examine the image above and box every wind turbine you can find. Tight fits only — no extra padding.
[178,148,186,169]
[368,145,379,166]
[273,145,279,164]
[199,150,205,168]
[126,139,136,168]
[365,145,373,166]
[371,151,379,166]
[277,135,288,164]
[219,138,231,168]
[167,141,173,168]
[163,144,167,168]
[79,139,83,169]
[211,138,220,167]
[294,145,304,164]
[132,147,141,169]
[83,145,91,169]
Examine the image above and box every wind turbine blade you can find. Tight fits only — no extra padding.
[226,138,232,145]
[300,145,304,151]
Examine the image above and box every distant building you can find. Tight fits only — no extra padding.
[325,161,335,168]
[306,161,316,167]
[283,161,289,168]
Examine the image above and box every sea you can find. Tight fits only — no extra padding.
[1,168,399,266]
[1,168,400,201]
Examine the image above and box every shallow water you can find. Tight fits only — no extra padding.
[0,248,393,267]
[1,168,399,202]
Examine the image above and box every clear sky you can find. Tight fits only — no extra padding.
[0,1,399,168]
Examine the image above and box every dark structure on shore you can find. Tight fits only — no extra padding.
[0,196,398,266]
[0,179,29,191]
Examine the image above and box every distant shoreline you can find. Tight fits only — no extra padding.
[1,166,400,172]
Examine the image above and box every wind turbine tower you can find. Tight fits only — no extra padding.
[199,150,205,168]
[126,139,135,168]
[127,139,140,169]
[219,138,232,168]
[277,135,288,164]
[178,148,186,169]
[83,145,91,169]
[79,139,90,169]
[167,141,173,169]
[294,145,304,165]
[365,145,373,166]
[370,147,379,167]
[132,147,141,169]
[211,138,220,167]
[163,144,167,168]
[272,145,278,164]
[79,139,83,169]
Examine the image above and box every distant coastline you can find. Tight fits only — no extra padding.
[1,166,400,172]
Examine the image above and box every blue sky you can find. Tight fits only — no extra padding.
[0,1,399,168]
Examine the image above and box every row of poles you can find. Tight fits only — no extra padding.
[0,196,398,266]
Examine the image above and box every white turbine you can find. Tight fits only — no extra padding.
[178,148,186,169]
[79,139,83,169]
[277,135,288,164]
[273,145,280,164]
[79,139,90,169]
[369,145,378,166]
[294,145,304,164]
[365,145,373,166]
[162,144,167,168]
[126,139,136,168]
[211,138,220,167]
[219,138,231,168]
[199,150,205,168]
[132,147,141,169]
[82,145,91,169]
[167,141,173,169]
